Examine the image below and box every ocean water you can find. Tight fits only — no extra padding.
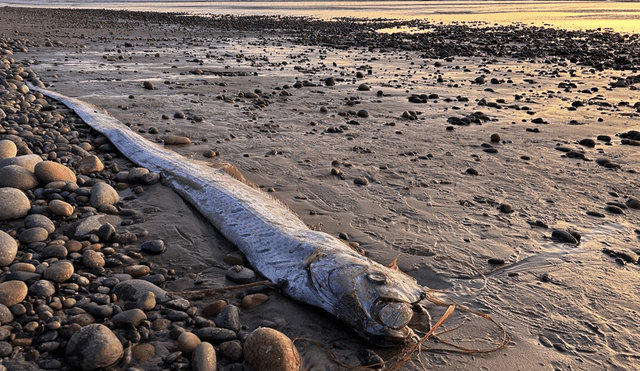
[1,0,640,34]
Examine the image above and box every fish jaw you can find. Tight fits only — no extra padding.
[309,252,427,343]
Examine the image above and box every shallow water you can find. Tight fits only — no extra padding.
[2,0,640,33]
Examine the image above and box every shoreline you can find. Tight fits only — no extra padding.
[1,6,640,371]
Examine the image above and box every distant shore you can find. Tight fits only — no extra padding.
[1,6,640,371]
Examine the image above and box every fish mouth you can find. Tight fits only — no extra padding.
[369,300,419,342]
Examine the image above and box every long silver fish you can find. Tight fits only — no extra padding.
[31,85,427,343]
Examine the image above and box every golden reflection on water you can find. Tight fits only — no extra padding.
[9,1,640,33]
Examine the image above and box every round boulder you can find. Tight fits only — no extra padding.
[44,260,75,283]
[0,154,43,172]
[0,164,39,190]
[243,327,301,371]
[34,161,77,183]
[0,140,17,160]
[66,323,124,370]
[0,231,18,267]
[0,281,28,306]
[89,182,119,209]
[0,188,30,220]
[76,155,105,174]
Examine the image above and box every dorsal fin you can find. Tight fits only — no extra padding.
[387,257,399,271]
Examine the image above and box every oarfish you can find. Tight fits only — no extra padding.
[31,85,427,344]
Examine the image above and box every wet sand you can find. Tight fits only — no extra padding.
[2,6,640,371]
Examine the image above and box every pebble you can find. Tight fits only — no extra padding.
[357,83,370,91]
[192,341,217,371]
[551,230,579,244]
[136,291,156,311]
[112,308,147,327]
[354,177,369,186]
[124,264,150,277]
[19,227,49,244]
[215,304,241,333]
[43,260,74,282]
[219,340,243,361]
[24,214,55,234]
[0,165,39,190]
[0,281,30,306]
[0,231,18,267]
[163,135,191,145]
[0,304,13,325]
[141,239,166,254]
[65,324,124,370]
[0,187,30,220]
[0,140,17,160]
[0,154,42,172]
[241,293,270,310]
[48,199,74,217]
[194,327,237,342]
[34,161,77,183]
[604,205,624,214]
[76,155,105,174]
[243,327,301,371]
[203,300,227,318]
[143,81,154,90]
[83,249,105,268]
[177,331,201,353]
[225,265,256,284]
[113,279,170,303]
[28,279,56,297]
[90,182,120,208]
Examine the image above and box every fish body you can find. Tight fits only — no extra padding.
[32,86,427,343]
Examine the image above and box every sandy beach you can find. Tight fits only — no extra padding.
[1,6,640,371]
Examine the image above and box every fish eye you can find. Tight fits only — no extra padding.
[367,272,387,285]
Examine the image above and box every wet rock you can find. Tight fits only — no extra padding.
[604,205,624,214]
[551,230,579,244]
[163,135,191,145]
[241,293,269,310]
[357,349,384,369]
[66,324,123,370]
[192,341,217,371]
[243,327,300,371]
[626,198,640,209]
[354,177,369,186]
[215,304,241,333]
[194,327,236,342]
[96,222,116,242]
[0,231,18,267]
[141,239,165,254]
[225,265,256,284]
[0,187,30,220]
[34,161,76,183]
[124,264,150,278]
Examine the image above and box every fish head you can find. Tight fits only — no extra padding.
[310,254,426,344]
